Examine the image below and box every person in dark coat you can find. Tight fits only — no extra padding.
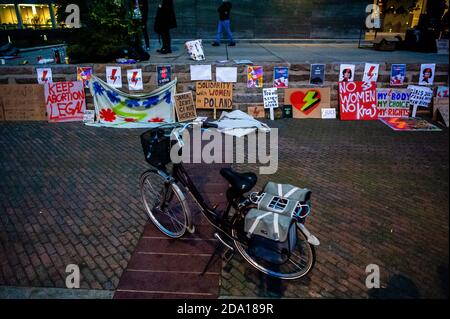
[154,0,177,54]
[212,0,235,46]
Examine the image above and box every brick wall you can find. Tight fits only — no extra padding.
[0,62,448,118]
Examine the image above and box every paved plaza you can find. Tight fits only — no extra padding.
[0,118,448,298]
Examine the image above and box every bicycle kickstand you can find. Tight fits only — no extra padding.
[200,233,235,276]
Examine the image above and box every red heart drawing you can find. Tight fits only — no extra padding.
[290,90,321,115]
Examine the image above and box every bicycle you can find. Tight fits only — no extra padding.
[139,121,320,279]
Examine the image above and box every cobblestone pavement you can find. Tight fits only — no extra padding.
[0,120,448,298]
[223,119,449,299]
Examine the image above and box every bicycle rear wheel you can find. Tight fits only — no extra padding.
[140,170,190,238]
[232,216,316,280]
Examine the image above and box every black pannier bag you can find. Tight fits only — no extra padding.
[140,127,174,169]
[244,208,297,265]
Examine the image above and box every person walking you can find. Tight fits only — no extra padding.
[154,0,177,54]
[212,0,236,46]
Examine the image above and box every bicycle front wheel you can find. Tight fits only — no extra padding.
[232,218,316,280]
[140,170,190,238]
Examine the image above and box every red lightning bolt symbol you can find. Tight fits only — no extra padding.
[131,71,138,86]
[111,69,117,83]
[367,66,375,80]
[42,70,48,82]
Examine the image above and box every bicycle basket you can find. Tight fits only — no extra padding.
[140,127,175,169]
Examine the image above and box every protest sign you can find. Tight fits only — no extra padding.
[377,88,410,118]
[362,63,379,82]
[339,81,377,120]
[433,97,449,127]
[195,82,233,110]
[282,105,293,118]
[83,110,96,124]
[339,64,355,82]
[174,92,197,122]
[390,64,406,86]
[380,117,441,131]
[0,84,46,121]
[310,64,325,85]
[190,65,212,81]
[106,66,122,88]
[127,69,144,90]
[45,81,86,122]
[273,67,289,88]
[77,67,93,88]
[88,75,176,128]
[408,85,433,117]
[263,87,279,120]
[247,66,263,88]
[436,86,449,98]
[37,68,53,85]
[157,65,172,86]
[285,87,331,119]
[321,108,337,119]
[248,105,265,118]
[436,39,449,55]
[185,40,205,61]
[216,67,237,83]
[419,64,436,85]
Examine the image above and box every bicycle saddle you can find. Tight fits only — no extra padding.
[220,168,257,193]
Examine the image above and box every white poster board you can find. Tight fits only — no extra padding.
[190,65,212,81]
[106,66,122,88]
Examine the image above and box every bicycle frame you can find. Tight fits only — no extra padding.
[167,162,250,244]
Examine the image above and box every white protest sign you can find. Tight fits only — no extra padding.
[263,88,279,120]
[408,85,433,117]
[106,66,122,88]
[362,63,379,82]
[418,64,436,85]
[216,67,237,83]
[37,68,53,84]
[190,65,212,81]
[321,108,337,119]
[127,69,143,90]
[83,110,96,123]
[339,64,355,82]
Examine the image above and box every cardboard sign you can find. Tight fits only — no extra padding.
[436,86,449,98]
[190,65,212,81]
[157,65,172,86]
[45,81,86,122]
[377,88,410,118]
[419,63,436,85]
[273,67,289,88]
[106,66,122,88]
[127,69,144,90]
[390,64,406,86]
[216,67,237,83]
[321,108,336,119]
[77,67,93,88]
[310,64,325,85]
[362,63,379,82]
[407,85,433,108]
[247,66,263,88]
[0,84,46,121]
[433,97,449,127]
[339,64,355,82]
[195,81,233,109]
[174,92,197,122]
[285,87,331,119]
[248,105,265,118]
[37,68,53,85]
[339,81,377,120]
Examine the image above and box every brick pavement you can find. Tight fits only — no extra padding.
[0,120,448,298]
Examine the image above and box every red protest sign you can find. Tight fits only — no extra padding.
[339,81,378,120]
[45,81,86,122]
